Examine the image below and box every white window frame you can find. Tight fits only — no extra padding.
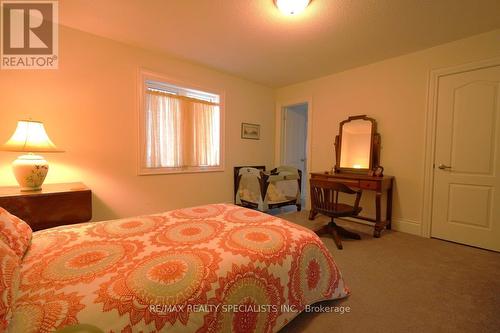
[137,69,225,175]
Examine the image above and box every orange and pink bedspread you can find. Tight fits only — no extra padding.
[8,204,349,332]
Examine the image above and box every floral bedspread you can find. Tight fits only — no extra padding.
[9,204,349,332]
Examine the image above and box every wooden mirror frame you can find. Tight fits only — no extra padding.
[334,115,381,174]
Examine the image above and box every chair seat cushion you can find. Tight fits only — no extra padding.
[317,204,362,217]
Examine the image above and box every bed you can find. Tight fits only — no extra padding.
[1,204,349,332]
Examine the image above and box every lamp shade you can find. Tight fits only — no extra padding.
[1,120,63,153]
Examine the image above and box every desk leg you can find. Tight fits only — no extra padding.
[374,191,384,238]
[386,186,393,230]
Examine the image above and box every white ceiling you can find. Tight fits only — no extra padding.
[59,0,500,87]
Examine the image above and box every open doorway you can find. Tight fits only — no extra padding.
[281,103,308,203]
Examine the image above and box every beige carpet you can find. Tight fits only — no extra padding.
[276,210,500,333]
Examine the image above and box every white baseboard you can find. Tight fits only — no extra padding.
[339,217,422,236]
[391,218,421,236]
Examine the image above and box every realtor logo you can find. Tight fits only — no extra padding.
[1,0,58,69]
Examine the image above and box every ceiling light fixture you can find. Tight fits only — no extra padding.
[275,0,311,15]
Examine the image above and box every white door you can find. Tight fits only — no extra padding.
[431,64,500,251]
[282,103,308,200]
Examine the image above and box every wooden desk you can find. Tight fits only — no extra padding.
[309,172,394,237]
[0,182,92,231]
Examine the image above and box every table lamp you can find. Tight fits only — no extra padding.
[1,120,63,191]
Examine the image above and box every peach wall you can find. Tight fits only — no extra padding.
[275,29,500,235]
[0,26,275,221]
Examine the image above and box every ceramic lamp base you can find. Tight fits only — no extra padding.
[12,154,49,191]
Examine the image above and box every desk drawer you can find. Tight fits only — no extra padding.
[360,181,379,190]
[339,179,361,187]
[310,174,360,187]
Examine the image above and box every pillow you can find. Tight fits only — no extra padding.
[0,241,20,331]
[0,207,32,258]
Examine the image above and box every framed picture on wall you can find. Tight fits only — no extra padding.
[241,123,260,140]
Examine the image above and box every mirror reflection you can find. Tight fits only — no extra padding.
[339,120,372,169]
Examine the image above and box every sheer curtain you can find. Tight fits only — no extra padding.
[145,90,220,169]
[191,101,220,166]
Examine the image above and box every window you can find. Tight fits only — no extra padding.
[138,71,224,174]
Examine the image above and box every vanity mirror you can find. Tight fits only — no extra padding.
[334,115,381,174]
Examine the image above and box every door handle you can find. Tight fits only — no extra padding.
[438,164,452,170]
[300,158,306,162]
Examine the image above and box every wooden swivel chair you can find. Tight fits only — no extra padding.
[310,179,363,249]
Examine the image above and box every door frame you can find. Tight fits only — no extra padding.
[421,56,500,238]
[275,97,313,209]
[281,103,308,202]
[280,102,308,165]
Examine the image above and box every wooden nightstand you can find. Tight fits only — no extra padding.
[0,182,92,231]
